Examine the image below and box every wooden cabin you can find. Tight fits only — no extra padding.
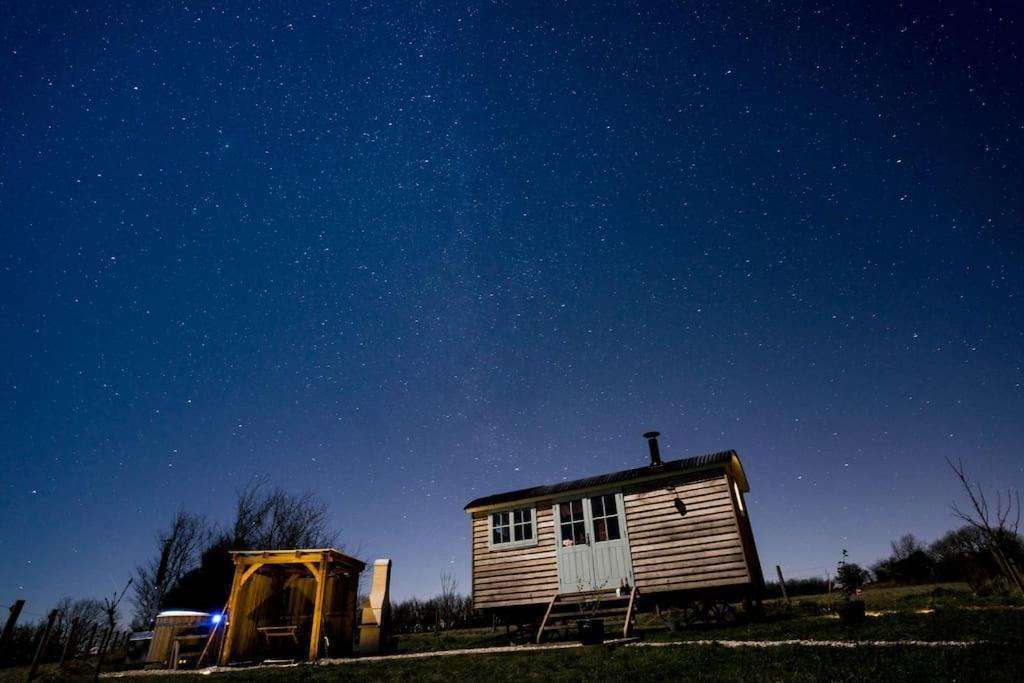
[219,549,364,665]
[464,434,764,624]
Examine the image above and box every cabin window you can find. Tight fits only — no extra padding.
[558,499,588,546]
[733,481,745,514]
[590,493,621,542]
[489,507,536,549]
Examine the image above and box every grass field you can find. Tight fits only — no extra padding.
[4,584,1021,682]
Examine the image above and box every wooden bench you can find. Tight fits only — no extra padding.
[170,634,208,670]
[257,625,300,645]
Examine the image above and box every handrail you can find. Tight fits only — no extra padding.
[537,593,560,644]
[623,586,639,638]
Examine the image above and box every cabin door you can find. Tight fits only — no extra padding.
[554,492,634,593]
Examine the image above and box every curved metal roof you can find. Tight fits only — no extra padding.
[464,449,745,511]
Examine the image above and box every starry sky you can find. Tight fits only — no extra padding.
[1,1,1022,613]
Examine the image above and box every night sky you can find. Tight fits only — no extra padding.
[2,1,1022,614]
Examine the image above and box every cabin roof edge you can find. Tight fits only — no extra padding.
[465,449,748,513]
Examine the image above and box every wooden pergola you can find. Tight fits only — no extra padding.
[219,549,365,665]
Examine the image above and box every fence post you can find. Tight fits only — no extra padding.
[93,622,116,683]
[27,609,59,680]
[60,618,81,667]
[775,565,791,606]
[0,599,26,661]
[84,622,98,653]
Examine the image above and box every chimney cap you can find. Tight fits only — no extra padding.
[643,431,660,440]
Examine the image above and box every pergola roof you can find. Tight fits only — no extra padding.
[228,548,365,572]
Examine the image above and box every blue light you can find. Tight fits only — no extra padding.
[211,613,223,625]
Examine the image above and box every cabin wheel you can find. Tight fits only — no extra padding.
[705,601,737,625]
[658,605,697,631]
[680,603,703,627]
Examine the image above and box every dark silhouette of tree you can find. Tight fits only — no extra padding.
[131,511,209,628]
[947,458,1024,594]
[157,481,338,616]
[437,572,459,630]
[160,537,237,614]
[94,578,132,681]
[53,597,104,632]
[230,480,335,550]
[872,534,935,583]
[928,525,1024,591]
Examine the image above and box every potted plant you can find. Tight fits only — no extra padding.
[576,612,605,645]
[834,549,867,624]
[574,572,609,645]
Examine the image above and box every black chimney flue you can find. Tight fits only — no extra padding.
[643,431,663,466]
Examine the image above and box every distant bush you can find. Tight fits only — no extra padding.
[869,526,1024,595]
[872,535,935,584]
[390,594,486,633]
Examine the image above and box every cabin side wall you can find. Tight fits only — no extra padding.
[727,471,766,590]
[623,471,752,594]
[471,502,558,610]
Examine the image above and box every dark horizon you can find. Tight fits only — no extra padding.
[1,0,1021,619]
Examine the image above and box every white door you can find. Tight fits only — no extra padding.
[554,492,634,593]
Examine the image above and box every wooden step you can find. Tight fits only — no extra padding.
[544,610,630,626]
[536,586,640,643]
[555,591,628,604]
[561,588,620,598]
[542,617,630,631]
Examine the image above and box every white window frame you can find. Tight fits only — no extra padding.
[488,506,538,550]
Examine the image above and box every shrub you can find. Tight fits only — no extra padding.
[835,550,868,599]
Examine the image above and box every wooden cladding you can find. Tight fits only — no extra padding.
[471,503,558,609]
[624,473,750,592]
[470,467,758,610]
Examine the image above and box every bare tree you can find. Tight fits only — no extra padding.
[231,480,335,550]
[94,578,132,682]
[52,597,104,658]
[132,510,210,626]
[437,572,459,630]
[890,534,925,562]
[53,598,104,630]
[947,458,1024,594]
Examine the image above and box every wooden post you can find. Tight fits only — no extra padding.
[59,618,81,667]
[197,599,230,668]
[775,566,790,606]
[92,623,114,683]
[0,599,25,661]
[84,622,98,653]
[27,609,59,680]
[308,555,328,662]
[218,561,246,666]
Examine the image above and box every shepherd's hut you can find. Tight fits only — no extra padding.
[464,433,764,639]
